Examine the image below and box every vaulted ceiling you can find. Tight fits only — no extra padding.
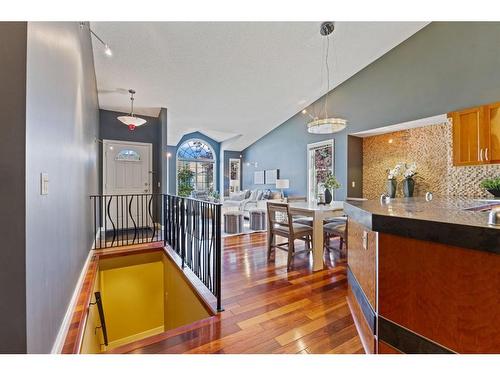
[91,22,428,150]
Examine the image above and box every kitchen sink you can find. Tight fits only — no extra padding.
[465,200,500,212]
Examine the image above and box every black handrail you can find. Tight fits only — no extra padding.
[90,193,164,249]
[164,194,223,312]
[93,292,108,346]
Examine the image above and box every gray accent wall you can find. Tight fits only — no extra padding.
[347,136,363,198]
[25,22,100,353]
[166,145,177,194]
[242,22,500,199]
[99,109,162,195]
[0,22,28,354]
[159,108,169,193]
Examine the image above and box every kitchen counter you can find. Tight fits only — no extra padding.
[344,197,500,253]
[344,196,500,354]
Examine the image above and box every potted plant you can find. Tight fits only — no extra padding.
[386,163,402,198]
[324,172,341,204]
[177,165,195,197]
[480,177,500,198]
[208,188,221,203]
[402,162,417,198]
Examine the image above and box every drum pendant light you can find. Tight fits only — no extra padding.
[305,22,347,134]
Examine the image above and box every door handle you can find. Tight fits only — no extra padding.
[479,148,483,162]
[485,147,489,161]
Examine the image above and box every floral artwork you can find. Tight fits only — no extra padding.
[230,161,239,180]
[314,146,333,185]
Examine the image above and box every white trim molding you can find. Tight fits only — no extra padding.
[50,246,95,354]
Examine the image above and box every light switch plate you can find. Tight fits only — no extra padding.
[41,173,49,195]
[352,181,356,188]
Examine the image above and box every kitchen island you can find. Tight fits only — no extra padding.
[344,197,500,354]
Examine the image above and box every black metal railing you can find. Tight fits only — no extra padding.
[164,194,223,311]
[90,193,164,249]
[92,291,108,347]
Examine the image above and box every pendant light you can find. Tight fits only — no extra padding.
[305,22,347,134]
[117,89,147,131]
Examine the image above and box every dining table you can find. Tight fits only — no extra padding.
[287,200,345,272]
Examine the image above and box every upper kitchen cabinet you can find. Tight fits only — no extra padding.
[485,102,500,163]
[450,106,486,166]
[450,101,500,166]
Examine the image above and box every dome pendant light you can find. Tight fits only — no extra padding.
[117,89,147,131]
[306,22,347,134]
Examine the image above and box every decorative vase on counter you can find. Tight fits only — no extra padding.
[324,188,333,204]
[403,177,415,198]
[387,179,397,198]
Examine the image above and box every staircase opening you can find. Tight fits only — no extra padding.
[80,250,212,353]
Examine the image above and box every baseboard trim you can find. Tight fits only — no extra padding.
[104,326,165,351]
[50,245,95,354]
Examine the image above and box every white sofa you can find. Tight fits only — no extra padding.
[223,189,281,218]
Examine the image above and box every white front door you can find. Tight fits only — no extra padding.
[103,140,153,231]
[103,140,152,195]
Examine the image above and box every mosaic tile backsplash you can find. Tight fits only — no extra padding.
[362,122,500,199]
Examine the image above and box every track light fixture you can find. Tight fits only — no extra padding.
[80,22,113,57]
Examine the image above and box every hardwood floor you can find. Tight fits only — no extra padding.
[109,233,363,354]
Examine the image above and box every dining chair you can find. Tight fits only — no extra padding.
[323,220,348,259]
[266,202,313,269]
[287,196,314,227]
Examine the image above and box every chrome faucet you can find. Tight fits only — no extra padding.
[380,193,390,204]
[488,208,500,226]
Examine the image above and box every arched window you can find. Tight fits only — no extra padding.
[176,139,216,194]
[115,149,141,161]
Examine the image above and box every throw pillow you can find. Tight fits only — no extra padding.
[248,189,258,201]
[263,190,271,200]
[256,190,263,201]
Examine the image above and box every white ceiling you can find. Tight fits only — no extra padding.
[91,22,429,150]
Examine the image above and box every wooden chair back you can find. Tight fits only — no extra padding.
[267,202,294,235]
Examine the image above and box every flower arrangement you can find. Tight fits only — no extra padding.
[208,188,221,202]
[403,162,417,179]
[324,172,341,191]
[387,163,403,180]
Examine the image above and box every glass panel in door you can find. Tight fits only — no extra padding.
[307,141,334,202]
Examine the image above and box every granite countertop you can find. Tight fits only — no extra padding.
[344,197,500,254]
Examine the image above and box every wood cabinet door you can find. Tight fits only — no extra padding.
[486,102,500,163]
[451,106,486,166]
